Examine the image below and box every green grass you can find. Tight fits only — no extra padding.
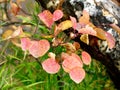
[0,43,115,90]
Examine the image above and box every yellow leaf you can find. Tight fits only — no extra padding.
[79,10,90,25]
[89,23,106,40]
[58,20,72,31]
[80,34,89,45]
[11,38,21,47]
[2,30,13,39]
[94,28,106,40]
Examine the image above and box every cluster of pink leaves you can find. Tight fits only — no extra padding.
[42,52,91,83]
[20,37,91,83]
[21,38,50,58]
[38,10,63,28]
[19,9,116,84]
[38,9,115,49]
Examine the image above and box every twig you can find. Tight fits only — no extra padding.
[4,0,11,20]
[1,21,34,26]
[35,58,42,67]
[0,40,10,56]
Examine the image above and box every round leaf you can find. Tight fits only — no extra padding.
[69,67,85,83]
[29,40,50,58]
[21,37,31,51]
[38,10,54,28]
[53,10,63,21]
[62,53,83,72]
[42,58,60,74]
[82,51,91,65]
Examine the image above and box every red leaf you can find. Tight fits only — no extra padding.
[11,2,20,15]
[82,51,91,65]
[69,67,85,83]
[42,58,60,74]
[38,10,54,28]
[29,40,50,58]
[53,10,63,21]
[62,53,83,72]
[105,32,115,49]
[21,37,31,51]
[77,25,96,36]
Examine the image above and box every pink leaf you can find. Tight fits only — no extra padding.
[82,51,91,65]
[38,10,54,28]
[53,10,63,21]
[105,32,115,49]
[77,25,96,36]
[38,40,50,56]
[61,52,70,60]
[69,67,85,83]
[71,53,83,67]
[29,40,50,58]
[70,16,77,30]
[42,58,60,74]
[28,41,40,58]
[62,53,83,72]
[21,37,31,51]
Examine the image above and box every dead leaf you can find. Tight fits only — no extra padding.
[89,23,106,40]
[11,38,21,47]
[10,2,20,15]
[73,42,80,50]
[2,30,13,39]
[80,34,89,45]
[61,43,76,53]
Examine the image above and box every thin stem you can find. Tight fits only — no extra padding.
[35,58,42,67]
[1,21,34,26]
[4,1,11,20]
[0,40,10,56]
